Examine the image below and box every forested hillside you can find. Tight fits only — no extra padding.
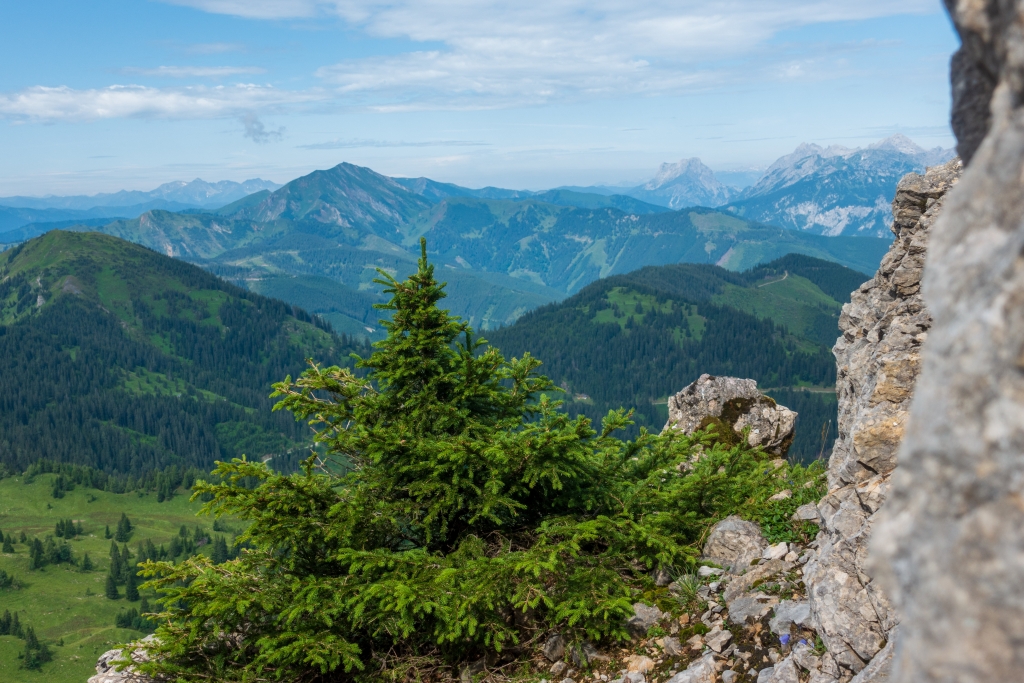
[0,231,366,476]
[488,254,868,460]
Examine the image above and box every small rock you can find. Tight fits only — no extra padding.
[625,674,646,683]
[762,542,789,561]
[765,656,800,683]
[697,566,725,578]
[706,630,733,653]
[768,489,792,501]
[769,600,812,635]
[783,551,799,563]
[727,592,779,625]
[709,581,721,592]
[722,671,739,683]
[665,653,720,683]
[686,634,705,650]
[561,678,577,683]
[660,636,683,657]
[544,634,566,662]
[626,655,656,674]
[626,603,666,638]
[756,668,775,683]
[790,502,819,523]
[552,661,568,676]
[652,568,673,587]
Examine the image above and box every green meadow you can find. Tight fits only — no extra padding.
[0,473,216,683]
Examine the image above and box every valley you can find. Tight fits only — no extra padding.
[0,471,219,683]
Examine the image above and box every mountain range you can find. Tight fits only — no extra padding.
[560,135,954,237]
[0,138,943,337]
[0,179,282,235]
[0,162,889,338]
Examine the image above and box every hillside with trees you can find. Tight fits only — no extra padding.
[488,254,868,461]
[0,230,366,476]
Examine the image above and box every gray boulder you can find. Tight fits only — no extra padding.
[626,603,665,638]
[543,634,565,662]
[662,374,797,455]
[702,515,768,573]
[868,3,1024,682]
[769,600,812,635]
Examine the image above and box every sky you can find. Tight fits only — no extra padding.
[0,0,959,196]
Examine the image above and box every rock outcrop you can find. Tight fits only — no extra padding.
[869,2,1024,681]
[802,159,961,680]
[663,374,796,455]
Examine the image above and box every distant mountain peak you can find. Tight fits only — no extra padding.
[646,157,717,190]
[867,133,926,155]
[632,157,736,209]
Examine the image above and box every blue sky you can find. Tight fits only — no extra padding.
[0,0,959,195]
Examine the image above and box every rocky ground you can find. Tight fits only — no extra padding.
[523,512,827,683]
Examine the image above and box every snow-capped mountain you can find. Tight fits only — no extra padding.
[723,134,955,237]
[0,178,281,211]
[628,157,738,209]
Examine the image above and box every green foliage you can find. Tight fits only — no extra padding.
[128,243,824,682]
[0,568,20,590]
[105,572,120,600]
[114,513,133,543]
[0,610,22,637]
[19,626,52,670]
[114,605,155,632]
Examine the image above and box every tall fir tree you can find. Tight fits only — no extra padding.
[125,571,140,602]
[81,552,94,572]
[105,572,120,600]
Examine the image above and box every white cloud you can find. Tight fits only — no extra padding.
[0,84,322,122]
[165,0,941,107]
[122,66,267,78]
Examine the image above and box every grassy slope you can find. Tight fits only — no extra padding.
[0,474,215,683]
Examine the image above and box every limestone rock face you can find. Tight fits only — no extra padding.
[803,159,961,678]
[663,374,796,455]
[869,2,1024,681]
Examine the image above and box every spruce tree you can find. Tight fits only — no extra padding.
[125,571,140,602]
[128,242,822,682]
[19,530,26,543]
[211,536,228,564]
[105,572,120,600]
[104,525,111,540]
[21,625,52,670]
[2,536,13,553]
[11,612,22,638]
[114,513,132,542]
[81,552,94,572]
[109,542,121,582]
[0,609,10,635]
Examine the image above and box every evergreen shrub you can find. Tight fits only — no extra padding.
[129,242,824,682]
